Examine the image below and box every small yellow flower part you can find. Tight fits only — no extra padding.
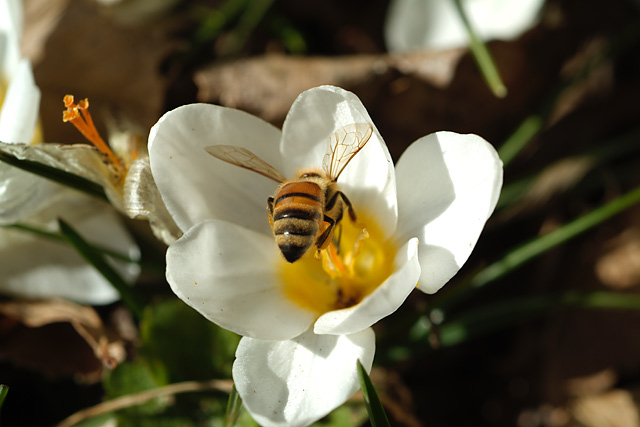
[62,95,124,173]
[281,213,397,314]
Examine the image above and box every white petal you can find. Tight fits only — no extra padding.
[0,60,40,143]
[0,198,140,304]
[395,132,502,294]
[166,219,316,340]
[148,103,283,234]
[233,327,375,427]
[0,167,61,224]
[281,85,398,238]
[0,0,22,79]
[385,0,544,52]
[314,238,420,335]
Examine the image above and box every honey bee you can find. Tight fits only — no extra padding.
[205,123,373,263]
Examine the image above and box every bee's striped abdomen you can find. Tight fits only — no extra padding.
[272,181,323,263]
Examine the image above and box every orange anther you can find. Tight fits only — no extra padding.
[62,94,122,170]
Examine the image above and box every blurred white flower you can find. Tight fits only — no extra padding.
[0,0,139,304]
[0,94,181,245]
[385,0,545,52]
[149,85,503,426]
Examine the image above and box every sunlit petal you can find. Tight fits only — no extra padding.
[0,60,40,143]
[0,0,22,79]
[166,219,317,340]
[282,85,398,238]
[395,132,502,293]
[233,327,375,427]
[149,103,283,234]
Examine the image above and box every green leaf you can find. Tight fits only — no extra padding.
[58,219,146,319]
[313,404,369,427]
[0,148,108,201]
[104,360,170,417]
[139,298,240,382]
[356,361,389,427]
[451,0,507,98]
[0,384,8,416]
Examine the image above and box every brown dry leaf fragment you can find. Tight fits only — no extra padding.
[195,54,390,123]
[565,369,618,397]
[0,299,127,383]
[194,51,465,123]
[571,389,640,427]
[596,229,640,290]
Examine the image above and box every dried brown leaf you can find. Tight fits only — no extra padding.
[0,299,127,382]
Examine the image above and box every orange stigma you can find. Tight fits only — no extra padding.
[62,95,123,170]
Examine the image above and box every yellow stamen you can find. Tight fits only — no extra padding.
[62,95,123,170]
[281,213,397,314]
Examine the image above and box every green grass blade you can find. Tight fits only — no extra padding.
[357,360,390,427]
[0,384,8,416]
[58,219,145,319]
[0,149,108,202]
[5,223,138,264]
[498,115,544,167]
[451,0,507,98]
[433,184,640,315]
[223,384,243,427]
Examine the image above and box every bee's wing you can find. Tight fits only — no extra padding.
[322,123,373,181]
[205,145,287,183]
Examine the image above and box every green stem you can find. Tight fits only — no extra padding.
[223,384,243,427]
[451,0,507,98]
[58,219,145,319]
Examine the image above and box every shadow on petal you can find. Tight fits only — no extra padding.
[415,242,459,294]
[395,133,456,241]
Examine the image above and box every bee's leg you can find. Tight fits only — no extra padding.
[334,222,343,254]
[267,197,275,229]
[315,215,336,250]
[342,193,357,222]
[329,191,357,222]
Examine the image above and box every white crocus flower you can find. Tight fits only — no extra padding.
[385,0,545,52]
[0,0,139,304]
[149,85,503,426]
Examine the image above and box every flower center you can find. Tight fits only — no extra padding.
[280,212,397,314]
